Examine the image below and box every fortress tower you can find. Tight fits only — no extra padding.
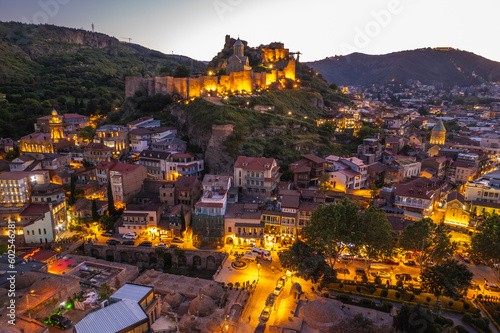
[430,119,446,145]
[226,38,251,74]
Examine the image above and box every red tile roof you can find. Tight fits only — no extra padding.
[110,162,142,174]
[21,132,52,142]
[20,203,50,216]
[234,156,276,171]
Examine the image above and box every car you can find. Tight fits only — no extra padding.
[122,240,135,246]
[338,258,352,264]
[106,239,121,245]
[355,268,366,276]
[354,255,366,261]
[138,241,152,247]
[169,244,179,249]
[172,237,184,244]
[48,314,73,330]
[485,283,500,292]
[384,258,400,265]
[471,258,484,265]
[458,253,470,263]
[254,323,266,333]
[265,293,277,306]
[371,271,391,278]
[335,268,350,275]
[469,282,481,291]
[155,243,167,248]
[122,232,137,239]
[404,260,416,266]
[273,285,283,296]
[259,306,272,322]
[101,231,113,237]
[396,274,412,282]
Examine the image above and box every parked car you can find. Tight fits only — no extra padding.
[122,232,137,239]
[259,306,272,322]
[172,237,184,244]
[458,253,470,263]
[485,283,500,292]
[273,285,283,296]
[384,258,399,265]
[169,244,179,249]
[338,258,352,264]
[471,258,483,265]
[138,241,152,247]
[396,274,412,282]
[355,268,366,276]
[155,243,167,248]
[404,260,416,266]
[371,271,390,278]
[335,268,350,275]
[48,315,73,330]
[254,323,266,333]
[469,282,480,291]
[265,293,276,306]
[106,239,121,246]
[354,255,366,261]
[122,240,135,246]
[101,231,113,237]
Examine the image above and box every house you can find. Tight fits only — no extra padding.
[68,198,108,220]
[166,153,204,181]
[464,177,500,203]
[127,116,161,130]
[224,203,263,247]
[421,156,448,178]
[0,171,50,204]
[288,154,326,188]
[83,142,113,165]
[384,136,405,154]
[95,124,129,158]
[471,201,500,217]
[175,176,202,208]
[109,163,148,204]
[20,132,54,154]
[394,177,444,219]
[138,150,170,180]
[167,204,192,237]
[233,156,281,199]
[357,136,383,164]
[449,161,477,184]
[118,203,164,235]
[443,191,469,228]
[75,283,161,333]
[21,202,67,243]
[129,127,176,153]
[325,156,367,191]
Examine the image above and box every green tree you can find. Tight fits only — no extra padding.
[303,199,362,269]
[91,199,100,222]
[4,145,20,161]
[469,214,500,263]
[79,126,96,142]
[361,206,394,261]
[98,283,113,301]
[107,181,116,216]
[420,259,473,301]
[68,174,76,206]
[280,240,331,284]
[317,173,333,194]
[369,184,378,205]
[393,303,437,333]
[174,65,190,78]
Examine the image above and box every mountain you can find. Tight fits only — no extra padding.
[306,48,500,87]
[0,21,205,138]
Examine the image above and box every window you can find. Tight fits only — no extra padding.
[38,229,41,235]
[43,228,46,234]
[228,227,232,233]
[149,217,154,221]
[26,230,30,235]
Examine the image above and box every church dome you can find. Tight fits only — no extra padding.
[233,38,243,46]
[51,109,58,116]
[432,119,446,132]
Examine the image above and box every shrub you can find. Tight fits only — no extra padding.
[426,296,431,302]
[361,275,368,284]
[337,294,352,304]
[374,276,382,285]
[413,289,421,295]
[395,292,401,299]
[380,290,388,297]
[356,286,361,293]
[227,282,233,290]
[461,313,473,324]
[409,294,415,301]
[474,318,487,330]
[435,316,453,327]
[339,283,343,289]
[448,300,454,307]
[359,298,376,309]
[483,317,490,325]
[477,294,483,300]
[463,301,470,310]
[381,301,393,313]
[454,326,469,333]
[322,292,330,298]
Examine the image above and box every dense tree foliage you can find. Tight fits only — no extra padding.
[279,240,331,283]
[420,259,473,300]
[393,303,437,333]
[469,214,500,263]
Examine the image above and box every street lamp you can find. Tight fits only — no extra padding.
[26,290,39,319]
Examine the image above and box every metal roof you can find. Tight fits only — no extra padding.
[110,283,152,303]
[74,299,147,333]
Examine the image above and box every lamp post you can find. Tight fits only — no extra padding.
[26,290,39,319]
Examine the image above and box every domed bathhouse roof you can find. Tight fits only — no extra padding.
[302,299,343,330]
[188,295,217,317]
[163,291,184,308]
[199,282,223,300]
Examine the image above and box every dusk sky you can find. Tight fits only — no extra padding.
[1,0,498,63]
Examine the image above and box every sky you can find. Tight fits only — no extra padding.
[0,0,499,63]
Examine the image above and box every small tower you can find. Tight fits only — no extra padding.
[430,119,446,145]
[233,38,244,58]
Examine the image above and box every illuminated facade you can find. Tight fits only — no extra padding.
[20,132,54,154]
[0,171,49,204]
[444,191,470,227]
[95,125,129,158]
[430,119,446,145]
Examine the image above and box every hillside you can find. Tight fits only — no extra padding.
[306,48,500,87]
[0,21,205,139]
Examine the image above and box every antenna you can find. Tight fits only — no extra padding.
[120,37,132,42]
[92,23,94,32]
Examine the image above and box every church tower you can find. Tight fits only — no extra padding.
[430,119,446,145]
[233,38,244,58]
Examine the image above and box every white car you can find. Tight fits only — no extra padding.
[122,233,137,239]
[155,243,166,248]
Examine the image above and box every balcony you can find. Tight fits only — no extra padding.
[235,232,264,239]
[245,175,264,181]
[395,198,431,210]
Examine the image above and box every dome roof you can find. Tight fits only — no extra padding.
[199,282,223,300]
[302,299,343,328]
[16,271,39,289]
[188,295,216,317]
[233,38,243,46]
[51,109,58,116]
[432,119,446,132]
[164,291,183,308]
[0,327,22,333]
[205,318,223,332]
[181,315,201,329]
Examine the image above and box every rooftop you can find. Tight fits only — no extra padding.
[111,283,152,303]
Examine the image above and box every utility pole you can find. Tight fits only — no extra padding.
[91,23,94,32]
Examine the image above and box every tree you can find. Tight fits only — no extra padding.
[420,259,473,301]
[303,199,362,269]
[174,65,190,78]
[91,199,100,222]
[68,174,76,206]
[280,240,331,283]
[317,173,333,194]
[107,181,116,216]
[361,206,394,261]
[4,145,20,161]
[469,214,500,264]
[400,218,456,271]
[79,126,96,142]
[98,283,113,301]
[369,184,378,205]
[180,204,186,234]
[393,303,437,333]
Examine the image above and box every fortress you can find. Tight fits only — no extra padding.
[125,37,297,99]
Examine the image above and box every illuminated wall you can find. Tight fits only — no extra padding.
[444,200,469,227]
[262,48,289,62]
[430,131,446,145]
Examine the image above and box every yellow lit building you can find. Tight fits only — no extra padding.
[444,191,470,228]
[430,119,446,145]
[20,132,54,154]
